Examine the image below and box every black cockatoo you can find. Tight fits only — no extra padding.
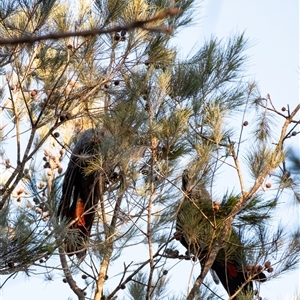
[176,169,266,299]
[58,128,110,258]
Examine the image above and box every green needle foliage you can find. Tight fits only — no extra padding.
[0,1,299,300]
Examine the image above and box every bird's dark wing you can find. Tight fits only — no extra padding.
[58,129,102,258]
[176,169,266,299]
[211,260,252,298]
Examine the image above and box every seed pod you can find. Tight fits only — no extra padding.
[36,208,43,214]
[257,265,263,272]
[165,248,172,255]
[33,197,39,204]
[43,162,50,168]
[264,261,271,268]
[246,265,252,272]
[65,112,72,120]
[31,89,38,97]
[17,188,24,195]
[5,158,10,168]
[59,115,66,122]
[213,201,220,211]
[172,250,179,257]
[114,33,120,41]
[38,182,44,188]
[145,103,150,112]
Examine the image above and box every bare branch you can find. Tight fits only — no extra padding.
[59,247,85,300]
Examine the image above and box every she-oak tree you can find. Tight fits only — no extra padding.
[0,1,299,300]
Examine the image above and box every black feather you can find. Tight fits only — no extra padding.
[58,129,103,258]
[176,170,266,298]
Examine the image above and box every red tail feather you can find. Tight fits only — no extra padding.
[58,129,103,259]
[73,198,86,227]
[226,262,238,278]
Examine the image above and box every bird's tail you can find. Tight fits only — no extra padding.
[65,230,87,259]
[65,198,94,259]
[212,261,266,299]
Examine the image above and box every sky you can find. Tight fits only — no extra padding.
[1,1,300,300]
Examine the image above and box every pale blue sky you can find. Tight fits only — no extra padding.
[2,1,299,299]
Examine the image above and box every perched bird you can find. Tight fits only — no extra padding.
[58,128,110,258]
[176,169,266,298]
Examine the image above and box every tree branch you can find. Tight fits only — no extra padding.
[59,247,85,300]
[0,8,180,46]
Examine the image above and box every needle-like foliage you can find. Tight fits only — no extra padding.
[0,1,299,300]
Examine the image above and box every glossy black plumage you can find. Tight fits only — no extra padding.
[176,169,266,298]
[58,129,103,258]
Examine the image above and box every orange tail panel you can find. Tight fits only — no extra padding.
[73,198,86,227]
